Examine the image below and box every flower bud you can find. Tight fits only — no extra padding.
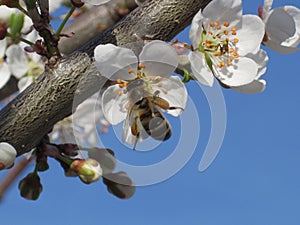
[70,158,102,184]
[0,22,7,40]
[0,142,17,170]
[71,0,84,8]
[88,148,116,175]
[18,173,43,200]
[103,172,135,199]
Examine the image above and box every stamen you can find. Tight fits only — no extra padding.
[224,30,229,35]
[231,31,237,35]
[231,27,237,32]
[128,68,133,74]
[206,40,211,48]
[223,21,230,27]
[210,22,215,27]
[0,58,4,63]
[214,52,222,57]
[116,79,122,84]
[216,25,221,30]
[158,82,163,87]
[233,38,239,43]
[117,91,122,96]
[163,89,168,95]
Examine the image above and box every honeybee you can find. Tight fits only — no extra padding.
[123,79,183,149]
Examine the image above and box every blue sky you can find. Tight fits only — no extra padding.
[1,0,300,225]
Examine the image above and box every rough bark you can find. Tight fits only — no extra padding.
[0,0,212,156]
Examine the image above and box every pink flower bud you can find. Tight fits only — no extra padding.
[70,158,103,184]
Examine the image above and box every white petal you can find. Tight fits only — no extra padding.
[152,76,188,117]
[189,10,204,47]
[101,84,128,125]
[0,39,7,58]
[232,80,266,94]
[263,0,273,18]
[216,57,258,87]
[139,40,178,77]
[0,62,11,89]
[0,6,17,21]
[94,44,138,80]
[245,49,269,78]
[202,0,242,27]
[266,7,300,48]
[6,45,28,78]
[188,52,214,87]
[264,39,300,53]
[83,0,110,5]
[235,15,265,56]
[281,6,300,47]
[18,76,33,92]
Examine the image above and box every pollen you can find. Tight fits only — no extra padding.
[216,25,221,30]
[223,21,230,27]
[0,58,4,63]
[233,52,239,58]
[119,83,125,88]
[231,31,237,35]
[163,89,168,95]
[117,91,122,96]
[128,68,134,74]
[214,52,222,57]
[224,30,229,35]
[231,27,237,32]
[116,79,122,84]
[210,22,215,27]
[158,82,163,87]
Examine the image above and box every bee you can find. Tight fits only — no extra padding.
[123,79,182,149]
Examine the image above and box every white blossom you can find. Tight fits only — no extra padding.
[260,0,300,53]
[188,0,265,88]
[0,142,17,170]
[94,41,187,145]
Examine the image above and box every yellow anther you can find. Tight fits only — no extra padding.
[117,91,122,96]
[226,62,232,67]
[208,31,213,35]
[0,58,4,63]
[233,38,239,43]
[158,82,163,87]
[163,89,168,95]
[231,27,237,32]
[205,40,211,48]
[229,48,234,53]
[233,52,239,58]
[156,77,163,81]
[123,81,128,87]
[214,52,222,57]
[216,25,221,30]
[231,31,237,35]
[139,63,146,69]
[223,21,230,27]
[216,21,220,26]
[119,83,125,88]
[229,56,234,62]
[128,68,134,74]
[116,79,122,84]
[150,76,155,81]
[224,30,229,35]
[210,22,215,27]
[218,62,225,68]
[125,104,129,110]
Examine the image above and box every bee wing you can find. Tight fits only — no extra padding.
[122,108,136,145]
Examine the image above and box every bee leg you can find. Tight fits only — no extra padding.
[169,106,184,111]
[131,117,140,150]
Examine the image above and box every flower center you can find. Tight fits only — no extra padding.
[199,20,240,69]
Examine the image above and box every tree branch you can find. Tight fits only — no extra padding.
[0,0,212,156]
